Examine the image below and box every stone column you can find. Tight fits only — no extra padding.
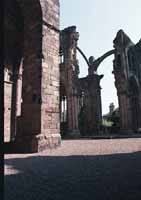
[116,85,132,133]
[61,26,80,135]
[15,0,61,152]
[67,94,79,133]
[113,30,136,133]
[87,74,103,134]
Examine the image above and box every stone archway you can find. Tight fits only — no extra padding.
[75,32,140,134]
[16,0,43,143]
[4,0,61,152]
[4,0,24,142]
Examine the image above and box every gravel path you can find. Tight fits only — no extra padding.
[5,139,141,200]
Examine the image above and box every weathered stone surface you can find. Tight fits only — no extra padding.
[4,0,60,152]
[113,30,141,132]
[4,2,141,153]
[60,27,141,136]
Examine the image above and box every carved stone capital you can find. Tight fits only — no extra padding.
[61,26,79,50]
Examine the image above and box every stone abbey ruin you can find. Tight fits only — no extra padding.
[4,0,141,152]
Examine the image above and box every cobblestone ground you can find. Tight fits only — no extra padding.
[5,139,141,200]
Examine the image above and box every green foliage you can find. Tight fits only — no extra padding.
[102,119,113,127]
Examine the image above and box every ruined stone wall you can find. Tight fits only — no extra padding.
[60,26,80,135]
[41,0,60,145]
[128,40,141,130]
[17,0,61,151]
[4,0,61,152]
[60,26,104,136]
[113,30,141,132]
[78,74,103,135]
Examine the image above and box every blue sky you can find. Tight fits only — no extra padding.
[60,0,141,114]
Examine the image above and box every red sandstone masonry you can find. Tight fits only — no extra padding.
[4,0,61,152]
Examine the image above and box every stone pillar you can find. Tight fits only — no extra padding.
[78,74,103,135]
[113,29,139,133]
[67,94,79,133]
[15,0,61,152]
[87,74,103,134]
[61,26,80,135]
[115,79,132,133]
[118,93,131,130]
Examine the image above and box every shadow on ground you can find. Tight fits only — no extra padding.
[5,151,141,200]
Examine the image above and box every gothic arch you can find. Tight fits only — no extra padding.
[4,0,44,141]
[17,0,43,58]
[4,0,25,141]
[4,0,61,152]
[76,46,115,73]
